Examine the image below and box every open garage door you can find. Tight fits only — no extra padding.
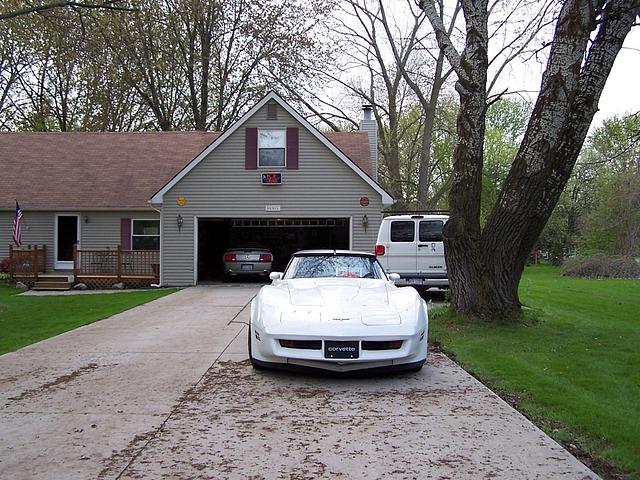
[197,218,350,282]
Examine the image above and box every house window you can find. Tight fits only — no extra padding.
[258,130,285,167]
[132,220,160,251]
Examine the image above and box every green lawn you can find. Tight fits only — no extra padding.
[429,264,640,478]
[0,286,177,355]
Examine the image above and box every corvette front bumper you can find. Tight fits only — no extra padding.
[250,326,427,373]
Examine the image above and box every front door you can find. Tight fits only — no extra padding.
[55,215,79,269]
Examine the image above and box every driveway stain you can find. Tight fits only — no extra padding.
[101,357,597,480]
[7,363,102,402]
[0,286,598,480]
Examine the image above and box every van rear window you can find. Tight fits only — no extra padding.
[390,221,415,242]
[419,221,444,242]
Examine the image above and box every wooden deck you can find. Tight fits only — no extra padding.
[9,245,160,289]
[8,245,46,287]
[74,246,159,288]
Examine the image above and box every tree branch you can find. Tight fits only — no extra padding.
[419,0,466,82]
[0,0,138,21]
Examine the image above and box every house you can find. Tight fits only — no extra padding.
[0,92,393,287]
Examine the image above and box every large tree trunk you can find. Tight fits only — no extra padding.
[479,0,639,317]
[421,0,639,319]
[439,1,489,314]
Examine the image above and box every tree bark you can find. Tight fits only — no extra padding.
[479,0,639,317]
[422,0,489,314]
[421,0,639,319]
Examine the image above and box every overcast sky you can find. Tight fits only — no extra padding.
[494,22,640,130]
[593,26,640,126]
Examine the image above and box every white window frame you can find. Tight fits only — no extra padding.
[131,219,160,251]
[258,129,286,168]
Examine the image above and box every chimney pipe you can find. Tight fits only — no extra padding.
[359,104,377,181]
[362,104,373,121]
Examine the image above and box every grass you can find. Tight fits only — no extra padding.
[0,286,177,355]
[429,264,640,478]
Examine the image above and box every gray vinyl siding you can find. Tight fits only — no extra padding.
[160,102,383,286]
[80,211,159,248]
[0,211,54,270]
[0,210,158,271]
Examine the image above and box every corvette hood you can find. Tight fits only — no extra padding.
[286,278,390,307]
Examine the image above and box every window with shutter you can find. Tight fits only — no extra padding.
[258,130,286,167]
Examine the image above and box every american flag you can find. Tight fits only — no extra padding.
[13,201,23,247]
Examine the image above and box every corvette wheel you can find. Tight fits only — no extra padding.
[247,325,265,370]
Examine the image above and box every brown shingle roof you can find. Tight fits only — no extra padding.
[0,130,373,210]
[323,131,373,178]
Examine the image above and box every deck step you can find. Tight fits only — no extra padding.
[37,276,72,283]
[32,281,72,291]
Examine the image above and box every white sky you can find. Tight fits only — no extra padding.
[593,26,640,126]
[331,2,639,132]
[492,21,640,130]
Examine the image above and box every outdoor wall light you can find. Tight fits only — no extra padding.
[84,215,90,223]
[177,214,183,232]
[362,214,369,231]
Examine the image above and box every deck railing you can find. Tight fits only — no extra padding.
[73,246,159,282]
[9,244,46,282]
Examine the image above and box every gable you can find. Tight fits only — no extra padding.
[151,92,393,205]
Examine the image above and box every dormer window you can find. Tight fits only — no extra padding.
[258,130,285,167]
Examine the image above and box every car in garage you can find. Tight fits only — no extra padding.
[223,247,273,280]
[248,250,428,374]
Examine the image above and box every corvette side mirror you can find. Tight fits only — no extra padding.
[388,273,400,283]
[269,272,283,282]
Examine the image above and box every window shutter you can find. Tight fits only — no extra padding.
[286,127,299,170]
[245,128,258,170]
[120,218,131,250]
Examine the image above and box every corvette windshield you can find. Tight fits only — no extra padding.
[284,255,386,280]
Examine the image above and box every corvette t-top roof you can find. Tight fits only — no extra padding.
[292,250,375,257]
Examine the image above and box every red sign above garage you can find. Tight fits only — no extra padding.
[261,172,282,185]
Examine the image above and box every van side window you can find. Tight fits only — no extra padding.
[390,221,415,242]
[419,221,444,242]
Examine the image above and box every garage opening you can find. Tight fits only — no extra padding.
[197,218,350,282]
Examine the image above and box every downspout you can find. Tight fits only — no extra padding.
[149,201,163,287]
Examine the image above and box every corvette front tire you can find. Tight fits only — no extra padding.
[247,325,265,370]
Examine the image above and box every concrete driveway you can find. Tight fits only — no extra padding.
[0,285,598,479]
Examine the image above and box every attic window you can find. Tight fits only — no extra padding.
[267,103,278,120]
[258,130,285,167]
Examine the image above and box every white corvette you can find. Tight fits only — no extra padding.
[248,250,428,373]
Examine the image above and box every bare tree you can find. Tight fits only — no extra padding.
[101,1,186,130]
[378,0,459,209]
[420,0,640,318]
[3,11,84,132]
[293,0,453,208]
[0,20,25,128]
[0,0,136,21]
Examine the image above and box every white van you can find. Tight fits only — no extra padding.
[375,213,449,287]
